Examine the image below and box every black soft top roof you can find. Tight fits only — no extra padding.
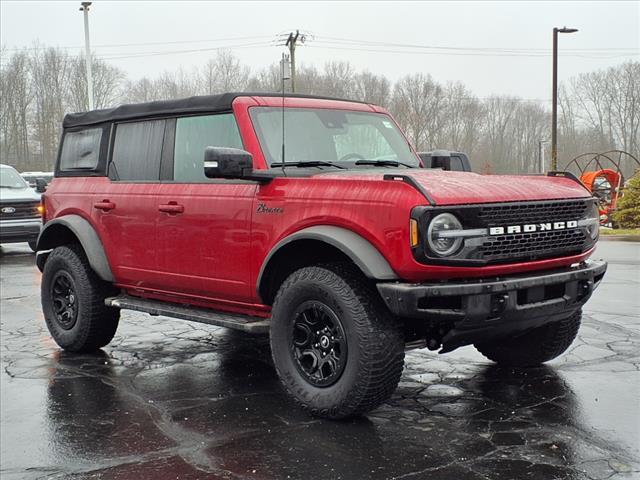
[62,92,365,128]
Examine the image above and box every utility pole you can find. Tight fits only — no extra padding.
[79,2,94,111]
[551,26,578,171]
[284,30,306,93]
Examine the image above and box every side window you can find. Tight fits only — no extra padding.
[173,113,243,182]
[60,128,102,171]
[449,156,464,171]
[111,120,165,181]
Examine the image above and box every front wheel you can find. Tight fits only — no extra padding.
[41,245,120,352]
[475,310,582,367]
[270,264,404,419]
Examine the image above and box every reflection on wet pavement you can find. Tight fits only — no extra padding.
[1,241,639,480]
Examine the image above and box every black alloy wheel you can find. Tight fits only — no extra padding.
[291,300,347,387]
[51,272,78,330]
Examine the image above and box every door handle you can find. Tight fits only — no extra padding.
[93,200,115,211]
[158,203,184,214]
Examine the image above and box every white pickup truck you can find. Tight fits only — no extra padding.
[0,164,43,251]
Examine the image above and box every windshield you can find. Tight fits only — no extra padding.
[0,167,28,189]
[249,107,419,167]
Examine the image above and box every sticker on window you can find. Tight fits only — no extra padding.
[382,121,394,129]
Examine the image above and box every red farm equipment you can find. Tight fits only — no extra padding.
[564,150,639,227]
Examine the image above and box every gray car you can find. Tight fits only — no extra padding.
[0,164,43,251]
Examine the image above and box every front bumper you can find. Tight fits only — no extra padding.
[377,260,607,352]
[0,218,41,244]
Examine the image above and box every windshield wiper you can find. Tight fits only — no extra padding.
[271,161,346,169]
[355,160,416,168]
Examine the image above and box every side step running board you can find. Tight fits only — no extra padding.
[105,295,270,334]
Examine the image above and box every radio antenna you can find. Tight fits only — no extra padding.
[280,53,290,177]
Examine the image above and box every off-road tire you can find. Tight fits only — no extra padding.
[475,310,582,367]
[28,240,38,252]
[41,244,120,352]
[270,263,404,419]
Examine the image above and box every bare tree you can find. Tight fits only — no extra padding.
[67,55,125,111]
[121,77,157,103]
[352,71,391,106]
[391,73,445,151]
[200,50,250,94]
[478,96,519,172]
[320,61,355,98]
[29,46,72,169]
[0,49,32,168]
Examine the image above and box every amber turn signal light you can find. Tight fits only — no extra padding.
[37,204,45,217]
[410,219,419,247]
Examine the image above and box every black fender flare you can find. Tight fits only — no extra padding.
[257,225,398,297]
[37,215,114,282]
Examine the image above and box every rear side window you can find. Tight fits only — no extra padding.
[60,128,102,171]
[111,120,165,181]
[173,113,243,182]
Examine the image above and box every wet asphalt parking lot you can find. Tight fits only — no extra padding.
[1,240,638,480]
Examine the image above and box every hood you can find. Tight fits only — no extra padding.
[0,186,41,203]
[318,169,591,205]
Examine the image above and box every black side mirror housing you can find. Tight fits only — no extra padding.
[204,147,253,179]
[203,147,273,183]
[418,150,472,172]
[35,178,47,193]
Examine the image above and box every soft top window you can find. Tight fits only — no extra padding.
[173,113,243,182]
[110,120,165,181]
[59,128,103,171]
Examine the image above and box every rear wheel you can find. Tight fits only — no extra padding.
[475,310,582,367]
[41,245,120,352]
[270,264,404,419]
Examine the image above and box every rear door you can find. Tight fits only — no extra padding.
[92,119,166,290]
[154,113,257,305]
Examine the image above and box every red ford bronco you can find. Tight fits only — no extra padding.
[36,93,606,419]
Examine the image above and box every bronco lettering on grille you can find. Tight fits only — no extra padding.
[489,220,578,236]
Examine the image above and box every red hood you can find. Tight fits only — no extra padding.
[318,169,591,205]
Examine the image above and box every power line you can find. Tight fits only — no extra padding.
[307,43,639,59]
[1,35,276,52]
[317,35,640,53]
[95,41,274,60]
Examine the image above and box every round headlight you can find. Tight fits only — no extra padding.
[427,213,463,256]
[586,202,600,240]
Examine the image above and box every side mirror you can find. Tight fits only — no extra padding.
[35,178,47,193]
[204,147,253,179]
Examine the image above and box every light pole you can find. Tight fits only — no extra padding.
[79,2,94,111]
[551,26,578,171]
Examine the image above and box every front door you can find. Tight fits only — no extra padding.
[155,113,257,306]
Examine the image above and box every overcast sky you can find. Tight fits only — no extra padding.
[1,1,638,103]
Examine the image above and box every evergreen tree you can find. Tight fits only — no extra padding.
[613,170,640,228]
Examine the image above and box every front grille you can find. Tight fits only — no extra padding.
[478,199,589,225]
[476,199,592,263]
[481,229,587,262]
[0,201,40,220]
